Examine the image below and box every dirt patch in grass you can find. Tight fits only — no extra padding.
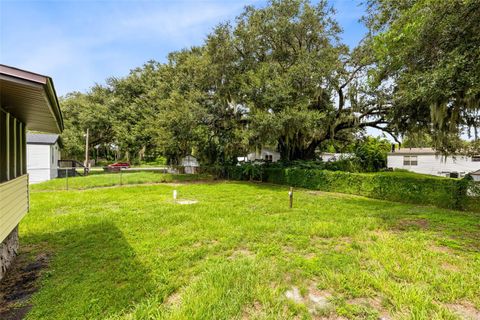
[0,252,50,320]
[228,248,255,260]
[164,291,182,306]
[307,191,326,196]
[241,300,263,319]
[445,301,480,320]
[430,244,455,254]
[285,284,336,317]
[347,296,391,320]
[309,236,354,252]
[394,218,429,231]
[311,236,352,246]
[176,199,198,205]
[304,252,317,260]
[192,239,219,248]
[441,262,460,272]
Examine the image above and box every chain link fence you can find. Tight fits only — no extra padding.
[29,166,229,191]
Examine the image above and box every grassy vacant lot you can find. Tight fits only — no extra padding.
[30,172,212,191]
[11,174,480,319]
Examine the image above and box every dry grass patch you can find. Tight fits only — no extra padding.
[347,296,391,320]
[394,218,429,231]
[430,244,456,254]
[285,284,336,317]
[445,301,480,320]
[441,262,460,272]
[192,239,219,248]
[228,248,255,260]
[164,291,182,306]
[241,300,263,319]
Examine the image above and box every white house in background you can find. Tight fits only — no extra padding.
[320,153,354,162]
[181,155,199,174]
[471,169,480,182]
[27,133,61,184]
[238,150,353,163]
[387,147,480,177]
[242,148,281,162]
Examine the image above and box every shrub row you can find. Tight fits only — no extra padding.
[224,166,477,211]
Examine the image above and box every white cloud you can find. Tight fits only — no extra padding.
[1,0,260,95]
[1,0,363,95]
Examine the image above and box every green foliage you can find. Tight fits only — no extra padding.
[353,136,390,172]
[366,0,480,153]
[463,175,480,212]
[226,167,476,211]
[60,88,114,160]
[59,0,480,164]
[401,131,433,148]
[59,62,165,162]
[142,156,167,166]
[60,0,408,164]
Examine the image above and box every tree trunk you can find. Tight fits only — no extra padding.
[278,137,318,161]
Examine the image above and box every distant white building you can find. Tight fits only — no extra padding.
[387,147,480,177]
[181,155,199,174]
[471,169,480,182]
[239,150,354,163]
[320,153,354,162]
[27,133,61,184]
[244,148,281,162]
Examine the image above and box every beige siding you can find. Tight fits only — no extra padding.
[0,174,29,243]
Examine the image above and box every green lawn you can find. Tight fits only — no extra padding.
[31,172,212,191]
[16,175,480,319]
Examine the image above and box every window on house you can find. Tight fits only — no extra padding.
[265,155,273,162]
[403,155,418,166]
[472,155,480,162]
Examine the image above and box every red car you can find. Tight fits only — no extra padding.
[108,162,130,169]
[104,162,130,172]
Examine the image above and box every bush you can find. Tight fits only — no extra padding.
[353,136,390,172]
[225,166,476,211]
[463,175,480,212]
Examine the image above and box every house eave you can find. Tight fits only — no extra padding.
[0,64,64,133]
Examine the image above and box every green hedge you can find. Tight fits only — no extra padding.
[225,167,476,211]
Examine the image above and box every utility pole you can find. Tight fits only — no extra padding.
[84,128,89,169]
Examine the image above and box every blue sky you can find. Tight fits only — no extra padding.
[1,0,367,96]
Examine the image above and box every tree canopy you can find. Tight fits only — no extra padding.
[59,0,479,164]
[366,0,480,154]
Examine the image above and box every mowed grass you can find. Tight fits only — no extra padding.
[19,177,480,319]
[30,172,212,191]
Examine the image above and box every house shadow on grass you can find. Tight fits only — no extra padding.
[20,221,153,319]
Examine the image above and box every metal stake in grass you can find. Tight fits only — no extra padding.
[289,187,293,208]
[173,190,178,203]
